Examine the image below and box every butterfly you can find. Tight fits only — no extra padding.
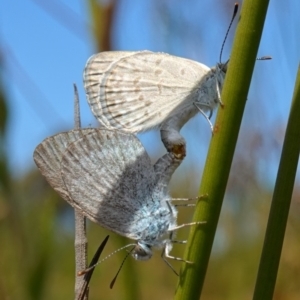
[33,128,201,277]
[83,51,227,156]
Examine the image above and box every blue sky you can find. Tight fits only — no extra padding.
[1,0,299,191]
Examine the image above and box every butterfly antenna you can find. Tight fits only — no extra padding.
[110,247,135,289]
[77,243,136,276]
[219,3,239,63]
[256,56,272,60]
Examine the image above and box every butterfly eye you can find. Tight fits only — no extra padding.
[132,243,153,260]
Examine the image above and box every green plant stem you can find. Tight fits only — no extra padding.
[253,66,300,299]
[175,1,270,299]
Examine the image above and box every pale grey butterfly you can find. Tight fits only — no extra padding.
[33,128,203,282]
[83,5,239,156]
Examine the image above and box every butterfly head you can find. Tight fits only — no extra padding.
[217,60,229,74]
[215,60,228,87]
[131,242,153,261]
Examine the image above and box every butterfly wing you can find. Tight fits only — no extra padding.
[33,129,95,204]
[84,51,211,132]
[60,129,158,240]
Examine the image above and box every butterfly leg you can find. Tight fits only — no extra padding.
[161,233,193,275]
[161,217,206,274]
[171,221,206,231]
[171,194,208,207]
[163,247,194,265]
[193,103,214,133]
[171,240,187,244]
[216,76,224,107]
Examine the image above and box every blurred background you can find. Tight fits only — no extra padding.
[1,0,300,299]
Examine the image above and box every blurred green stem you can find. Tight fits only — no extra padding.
[175,0,270,299]
[253,66,300,299]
